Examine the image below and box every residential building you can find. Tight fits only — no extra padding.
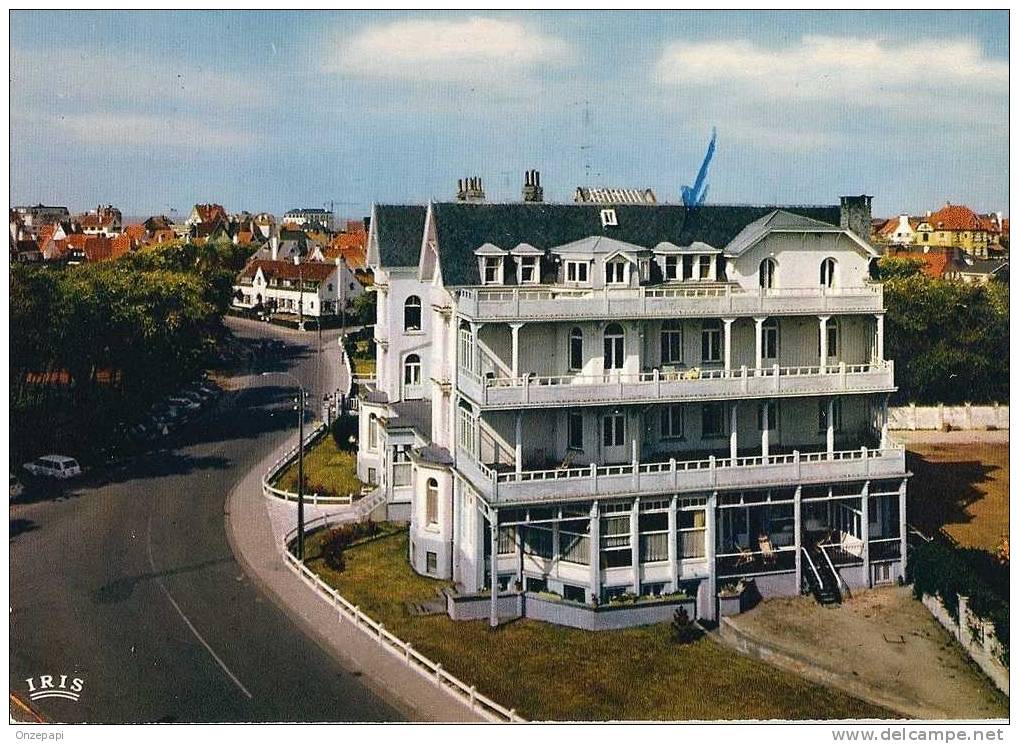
[185,203,229,228]
[873,214,917,248]
[282,207,335,232]
[914,204,1002,258]
[12,204,70,228]
[232,256,362,317]
[79,204,123,236]
[356,183,907,628]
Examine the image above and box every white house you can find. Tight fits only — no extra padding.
[232,256,362,317]
[356,187,907,628]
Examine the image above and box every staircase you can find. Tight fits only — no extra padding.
[801,546,841,606]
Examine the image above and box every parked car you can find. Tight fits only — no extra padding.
[23,455,82,479]
[167,397,201,412]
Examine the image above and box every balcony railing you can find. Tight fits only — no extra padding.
[456,444,907,505]
[455,283,884,322]
[459,361,895,408]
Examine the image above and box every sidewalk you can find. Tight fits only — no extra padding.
[225,429,482,723]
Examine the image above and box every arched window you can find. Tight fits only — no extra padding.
[569,327,584,371]
[404,354,421,386]
[603,323,624,370]
[368,413,378,450]
[759,258,777,289]
[404,295,422,331]
[426,478,439,525]
[820,257,837,288]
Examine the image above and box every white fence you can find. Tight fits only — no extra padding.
[279,514,523,722]
[889,403,1008,431]
[261,422,363,506]
[921,593,1009,696]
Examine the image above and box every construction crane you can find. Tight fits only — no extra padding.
[681,128,717,208]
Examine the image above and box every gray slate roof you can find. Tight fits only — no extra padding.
[724,209,847,257]
[374,205,427,268]
[430,202,841,286]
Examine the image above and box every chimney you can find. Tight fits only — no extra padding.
[522,169,544,203]
[840,195,873,244]
[270,235,279,261]
[457,176,485,203]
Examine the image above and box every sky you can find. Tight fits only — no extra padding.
[9,10,1010,221]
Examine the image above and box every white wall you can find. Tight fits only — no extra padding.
[728,232,872,290]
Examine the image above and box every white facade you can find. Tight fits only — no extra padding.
[232,257,362,317]
[357,199,908,627]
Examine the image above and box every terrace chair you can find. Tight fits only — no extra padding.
[734,542,755,567]
[557,450,575,471]
[758,534,777,566]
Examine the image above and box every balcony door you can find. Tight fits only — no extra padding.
[603,323,625,380]
[601,412,629,464]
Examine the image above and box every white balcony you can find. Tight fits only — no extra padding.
[455,283,884,322]
[456,444,907,506]
[458,361,895,409]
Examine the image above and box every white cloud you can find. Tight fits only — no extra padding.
[324,17,572,83]
[655,35,1007,103]
[15,111,254,150]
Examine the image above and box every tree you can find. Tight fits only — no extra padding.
[351,290,376,327]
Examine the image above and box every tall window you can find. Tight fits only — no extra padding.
[819,321,839,359]
[661,404,684,439]
[697,255,711,280]
[664,255,680,281]
[605,259,626,285]
[600,512,631,568]
[639,509,669,563]
[602,413,625,447]
[660,320,683,364]
[404,354,421,386]
[393,446,411,486]
[559,519,590,564]
[701,319,721,363]
[368,413,378,450]
[566,260,589,284]
[679,508,707,558]
[820,257,837,288]
[568,412,584,450]
[759,258,776,289]
[569,327,584,371]
[518,256,538,284]
[603,323,624,370]
[482,256,502,285]
[762,318,779,360]
[425,478,438,525]
[702,403,727,438]
[404,295,421,331]
[757,400,778,431]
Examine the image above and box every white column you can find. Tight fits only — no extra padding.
[471,322,482,375]
[875,314,885,363]
[760,401,770,461]
[819,315,830,370]
[753,316,766,373]
[630,498,640,593]
[489,510,499,628]
[705,492,718,622]
[881,395,890,447]
[793,486,802,590]
[589,501,601,604]
[898,479,908,581]
[510,322,524,379]
[667,496,679,592]
[861,482,871,587]
[515,523,524,587]
[722,318,735,373]
[729,402,739,460]
[826,398,835,459]
[514,411,523,475]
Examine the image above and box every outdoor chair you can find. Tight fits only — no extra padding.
[758,534,776,566]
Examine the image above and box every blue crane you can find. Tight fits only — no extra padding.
[681,128,717,208]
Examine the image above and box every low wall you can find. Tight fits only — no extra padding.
[445,591,694,630]
[921,593,1009,696]
[889,403,1008,431]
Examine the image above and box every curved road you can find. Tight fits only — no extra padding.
[9,318,402,723]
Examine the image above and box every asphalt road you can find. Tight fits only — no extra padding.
[9,318,403,723]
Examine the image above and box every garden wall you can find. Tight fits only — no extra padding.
[888,403,1008,431]
[921,593,1009,696]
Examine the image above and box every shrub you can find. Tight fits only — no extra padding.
[330,414,358,451]
[670,607,702,645]
[320,520,381,571]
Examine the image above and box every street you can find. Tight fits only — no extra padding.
[9,318,402,723]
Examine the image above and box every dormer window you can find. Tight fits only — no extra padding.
[697,255,712,280]
[664,255,680,281]
[482,256,503,285]
[518,255,538,284]
[605,259,627,285]
[566,260,589,284]
[600,209,618,227]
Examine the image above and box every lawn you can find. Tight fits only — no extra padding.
[275,435,364,498]
[304,527,892,721]
[900,431,1008,553]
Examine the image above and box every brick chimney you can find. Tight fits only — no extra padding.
[522,169,543,203]
[840,195,873,243]
[457,176,485,203]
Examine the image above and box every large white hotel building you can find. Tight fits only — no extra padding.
[356,175,907,628]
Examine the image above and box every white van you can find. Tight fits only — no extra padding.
[23,455,83,479]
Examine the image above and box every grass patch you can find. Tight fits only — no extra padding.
[305,526,892,721]
[352,357,376,377]
[275,435,364,497]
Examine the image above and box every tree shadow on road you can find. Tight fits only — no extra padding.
[94,554,236,604]
[9,518,39,540]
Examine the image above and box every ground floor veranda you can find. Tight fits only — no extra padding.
[451,476,908,624]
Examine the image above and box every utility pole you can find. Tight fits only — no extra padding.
[297,384,305,561]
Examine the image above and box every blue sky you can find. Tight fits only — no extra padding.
[9,10,1009,221]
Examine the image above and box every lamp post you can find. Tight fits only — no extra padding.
[294,255,305,332]
[263,370,307,561]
